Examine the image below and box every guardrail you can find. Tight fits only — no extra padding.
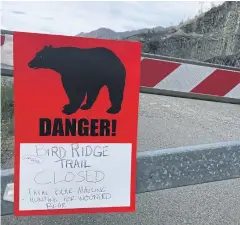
[2,141,240,216]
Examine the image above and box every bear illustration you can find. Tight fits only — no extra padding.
[28,45,126,115]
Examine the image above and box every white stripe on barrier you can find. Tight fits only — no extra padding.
[153,64,217,92]
[1,34,13,67]
[225,83,240,98]
[3,183,14,203]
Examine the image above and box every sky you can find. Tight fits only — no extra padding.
[1,1,224,36]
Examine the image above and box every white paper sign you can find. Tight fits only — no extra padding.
[19,143,132,210]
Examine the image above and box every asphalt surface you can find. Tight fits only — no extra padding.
[2,93,240,225]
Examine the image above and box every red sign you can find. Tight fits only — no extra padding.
[14,31,141,216]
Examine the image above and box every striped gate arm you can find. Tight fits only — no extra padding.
[141,57,240,99]
[1,32,13,69]
[1,35,5,46]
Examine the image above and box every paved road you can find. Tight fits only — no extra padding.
[2,93,240,225]
[137,93,240,151]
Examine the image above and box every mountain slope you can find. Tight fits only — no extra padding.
[77,26,167,40]
[205,52,240,68]
[137,1,240,67]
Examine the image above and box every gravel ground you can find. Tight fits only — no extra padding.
[137,93,240,151]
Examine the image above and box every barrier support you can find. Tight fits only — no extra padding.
[140,87,240,105]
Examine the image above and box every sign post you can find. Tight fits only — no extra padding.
[14,31,141,216]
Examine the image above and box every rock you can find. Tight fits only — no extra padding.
[140,1,240,68]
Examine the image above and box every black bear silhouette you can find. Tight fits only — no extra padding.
[28,45,126,115]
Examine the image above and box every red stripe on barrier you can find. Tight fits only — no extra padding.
[1,35,6,46]
[140,58,181,87]
[190,69,240,96]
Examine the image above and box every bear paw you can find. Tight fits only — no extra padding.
[62,104,78,115]
[106,106,121,114]
[80,104,92,110]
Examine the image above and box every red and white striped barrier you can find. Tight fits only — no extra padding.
[141,57,240,99]
[1,33,13,68]
[1,32,240,99]
[1,35,5,46]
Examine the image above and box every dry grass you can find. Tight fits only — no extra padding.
[1,77,14,167]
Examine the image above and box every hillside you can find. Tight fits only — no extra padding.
[77,26,167,40]
[205,52,240,67]
[135,1,240,67]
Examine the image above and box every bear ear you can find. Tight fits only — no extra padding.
[43,45,53,50]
